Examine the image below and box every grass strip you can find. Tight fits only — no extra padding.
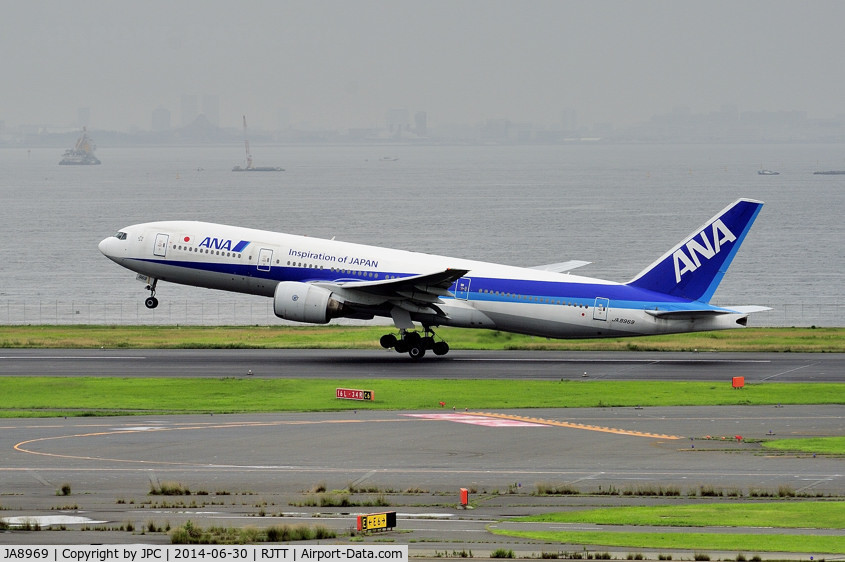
[1,378,844,417]
[515,501,845,528]
[1,325,843,352]
[499,502,845,554]
[492,529,844,555]
[763,436,845,455]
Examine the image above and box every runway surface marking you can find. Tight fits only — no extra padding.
[0,355,147,359]
[403,413,548,427]
[11,418,412,465]
[466,412,684,439]
[760,362,816,381]
[10,412,683,468]
[453,358,771,363]
[11,413,684,466]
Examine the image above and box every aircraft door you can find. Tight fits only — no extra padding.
[257,248,273,272]
[593,297,609,321]
[455,277,471,300]
[154,233,169,257]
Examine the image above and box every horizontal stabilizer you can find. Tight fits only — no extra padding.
[645,309,730,319]
[531,260,591,273]
[645,304,770,320]
[724,305,772,314]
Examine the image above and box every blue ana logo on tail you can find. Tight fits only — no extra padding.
[673,218,736,283]
[627,199,763,302]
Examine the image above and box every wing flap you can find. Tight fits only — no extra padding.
[396,290,443,303]
[315,268,469,315]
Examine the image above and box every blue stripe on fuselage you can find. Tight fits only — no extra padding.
[134,258,715,313]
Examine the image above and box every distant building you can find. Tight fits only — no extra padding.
[151,106,171,132]
[181,95,199,127]
[386,108,409,137]
[481,118,510,142]
[414,111,427,136]
[202,95,220,127]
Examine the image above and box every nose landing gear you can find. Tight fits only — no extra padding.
[380,327,449,359]
[144,278,159,309]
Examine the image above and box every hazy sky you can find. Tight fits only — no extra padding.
[3,1,844,131]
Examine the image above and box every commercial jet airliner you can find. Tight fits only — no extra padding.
[99,198,768,359]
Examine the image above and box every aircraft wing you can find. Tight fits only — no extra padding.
[530,260,591,273]
[315,268,470,316]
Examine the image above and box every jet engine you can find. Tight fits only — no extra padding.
[273,282,344,324]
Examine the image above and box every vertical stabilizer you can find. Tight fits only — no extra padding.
[627,199,763,302]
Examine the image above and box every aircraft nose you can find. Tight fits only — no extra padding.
[99,236,122,260]
[98,237,111,256]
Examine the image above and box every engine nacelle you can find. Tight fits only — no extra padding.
[273,281,344,324]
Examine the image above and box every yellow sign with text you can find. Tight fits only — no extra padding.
[357,511,396,532]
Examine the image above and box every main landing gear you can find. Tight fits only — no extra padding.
[144,278,159,309]
[380,327,449,359]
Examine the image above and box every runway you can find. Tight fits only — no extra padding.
[2,349,844,382]
[1,351,843,554]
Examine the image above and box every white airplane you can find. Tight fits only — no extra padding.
[99,198,769,359]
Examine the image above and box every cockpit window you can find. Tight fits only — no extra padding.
[114,231,127,240]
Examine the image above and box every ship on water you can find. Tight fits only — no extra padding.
[59,128,101,165]
[232,115,284,172]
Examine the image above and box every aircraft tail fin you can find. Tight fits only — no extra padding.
[627,199,764,302]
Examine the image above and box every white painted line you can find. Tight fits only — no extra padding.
[404,413,548,427]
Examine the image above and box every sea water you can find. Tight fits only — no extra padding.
[1,143,842,326]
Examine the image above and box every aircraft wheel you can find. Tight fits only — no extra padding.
[144,297,159,309]
[433,341,449,356]
[380,334,397,349]
[394,340,409,353]
[408,344,426,360]
[422,336,436,350]
[404,332,422,344]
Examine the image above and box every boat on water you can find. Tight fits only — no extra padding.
[59,128,101,165]
[813,170,845,175]
[757,169,779,175]
[232,115,284,172]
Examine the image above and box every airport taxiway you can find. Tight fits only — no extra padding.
[1,351,843,555]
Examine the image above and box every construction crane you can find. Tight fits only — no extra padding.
[232,115,283,172]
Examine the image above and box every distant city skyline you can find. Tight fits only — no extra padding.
[4,102,844,147]
[3,1,844,134]
[4,98,845,136]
